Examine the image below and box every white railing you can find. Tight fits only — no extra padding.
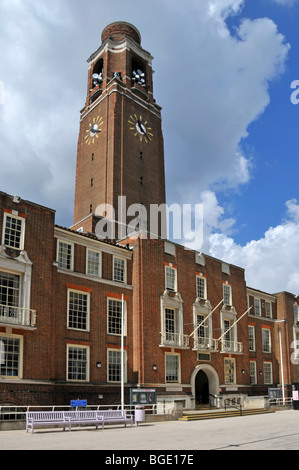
[0,304,36,327]
[220,339,243,353]
[293,349,299,359]
[193,336,218,351]
[269,397,293,407]
[0,403,172,422]
[160,331,189,348]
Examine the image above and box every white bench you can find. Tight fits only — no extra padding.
[26,410,103,433]
[97,409,134,428]
[64,410,103,429]
[26,411,71,433]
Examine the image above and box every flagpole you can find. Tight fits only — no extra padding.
[217,306,252,342]
[188,299,224,338]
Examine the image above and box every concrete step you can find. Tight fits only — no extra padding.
[179,408,275,421]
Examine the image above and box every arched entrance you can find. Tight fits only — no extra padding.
[195,370,209,405]
[191,364,219,408]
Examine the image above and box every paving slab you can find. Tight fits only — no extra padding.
[0,410,298,451]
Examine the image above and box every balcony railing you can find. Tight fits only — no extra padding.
[293,349,299,360]
[160,331,189,348]
[193,336,218,351]
[220,339,243,353]
[0,304,36,328]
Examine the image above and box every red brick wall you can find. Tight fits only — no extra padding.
[131,238,252,392]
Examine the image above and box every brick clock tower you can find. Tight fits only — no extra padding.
[72,22,166,239]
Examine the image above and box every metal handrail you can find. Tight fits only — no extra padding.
[224,398,242,415]
[208,393,218,409]
[0,403,170,421]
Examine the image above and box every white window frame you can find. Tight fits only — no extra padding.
[220,307,238,352]
[113,256,127,284]
[165,352,181,384]
[107,349,127,383]
[223,282,232,306]
[192,299,214,350]
[2,212,25,251]
[165,265,177,292]
[0,333,23,379]
[262,328,271,353]
[265,301,272,319]
[107,297,127,336]
[86,248,102,277]
[164,307,177,342]
[196,274,207,299]
[57,240,74,271]
[264,361,273,385]
[66,344,90,382]
[0,248,33,319]
[160,291,185,347]
[67,288,90,332]
[0,271,20,308]
[224,357,236,385]
[254,298,261,316]
[250,360,257,384]
[248,325,256,352]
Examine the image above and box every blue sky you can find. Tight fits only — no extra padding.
[0,0,298,293]
[222,0,299,244]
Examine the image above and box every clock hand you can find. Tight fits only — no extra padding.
[137,119,145,134]
[91,124,101,133]
[138,120,151,141]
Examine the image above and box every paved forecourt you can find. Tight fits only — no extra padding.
[1,410,299,451]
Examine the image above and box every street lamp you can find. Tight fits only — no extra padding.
[121,294,124,411]
[276,319,286,405]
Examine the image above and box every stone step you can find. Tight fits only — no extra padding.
[179,408,275,421]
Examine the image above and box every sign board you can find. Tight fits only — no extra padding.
[268,388,281,399]
[130,388,156,405]
[71,400,87,407]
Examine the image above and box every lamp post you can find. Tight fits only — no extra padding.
[277,319,286,406]
[121,294,124,411]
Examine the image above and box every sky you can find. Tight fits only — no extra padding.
[0,0,299,294]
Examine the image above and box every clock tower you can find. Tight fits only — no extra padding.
[72,22,166,239]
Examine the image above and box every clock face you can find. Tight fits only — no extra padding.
[84,116,103,145]
[128,114,153,143]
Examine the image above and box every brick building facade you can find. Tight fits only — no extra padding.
[0,22,298,409]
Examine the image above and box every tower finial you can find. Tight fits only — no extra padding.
[101,21,141,45]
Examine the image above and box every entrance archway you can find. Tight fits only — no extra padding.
[195,370,209,404]
[191,364,219,407]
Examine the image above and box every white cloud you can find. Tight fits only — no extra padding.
[181,193,299,294]
[0,0,80,223]
[0,0,296,295]
[0,0,290,218]
[163,1,290,204]
[207,199,299,294]
[271,0,297,6]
